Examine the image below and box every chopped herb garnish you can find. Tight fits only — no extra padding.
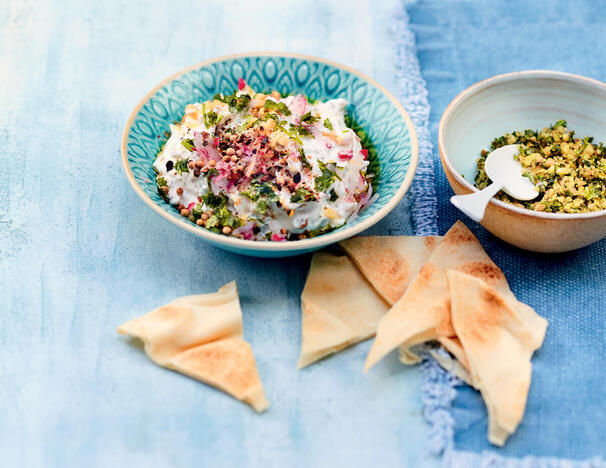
[274,122,302,144]
[243,182,278,202]
[174,158,190,175]
[256,199,269,214]
[323,118,333,131]
[192,203,204,217]
[214,91,251,112]
[202,103,209,127]
[298,147,312,169]
[301,111,319,124]
[263,100,291,116]
[205,215,220,230]
[181,139,195,151]
[216,206,241,228]
[207,111,222,126]
[238,116,257,132]
[205,168,219,179]
[290,121,314,139]
[201,192,228,209]
[307,224,334,237]
[315,161,337,192]
[290,187,315,203]
[329,188,338,202]
[156,176,167,187]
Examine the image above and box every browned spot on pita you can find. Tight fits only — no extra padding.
[418,262,438,282]
[424,236,440,250]
[460,261,505,286]
[117,282,269,412]
[172,338,259,397]
[442,221,476,245]
[339,235,440,305]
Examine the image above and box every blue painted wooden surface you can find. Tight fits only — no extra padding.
[0,1,438,466]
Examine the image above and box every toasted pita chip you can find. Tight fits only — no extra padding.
[398,336,470,370]
[117,281,269,412]
[364,221,544,372]
[398,346,423,365]
[428,347,475,387]
[447,270,548,446]
[340,235,442,305]
[437,336,471,372]
[298,252,390,369]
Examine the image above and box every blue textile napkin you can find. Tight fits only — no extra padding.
[399,0,606,465]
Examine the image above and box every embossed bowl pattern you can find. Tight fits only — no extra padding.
[122,53,418,257]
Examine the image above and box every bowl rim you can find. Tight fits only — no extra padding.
[121,51,419,252]
[439,69,606,220]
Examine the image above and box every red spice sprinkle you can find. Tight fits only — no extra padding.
[360,149,368,159]
[238,78,246,90]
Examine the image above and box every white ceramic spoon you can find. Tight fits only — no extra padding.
[450,144,539,222]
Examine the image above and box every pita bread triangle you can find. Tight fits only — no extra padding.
[447,269,548,446]
[117,281,269,412]
[364,220,545,373]
[339,235,442,305]
[298,251,390,369]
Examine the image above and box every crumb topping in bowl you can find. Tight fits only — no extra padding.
[475,121,606,213]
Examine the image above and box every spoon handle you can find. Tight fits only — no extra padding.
[450,183,503,222]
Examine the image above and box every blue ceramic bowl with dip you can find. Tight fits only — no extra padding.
[122,53,418,257]
[439,70,606,252]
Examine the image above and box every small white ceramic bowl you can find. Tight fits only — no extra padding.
[439,70,606,253]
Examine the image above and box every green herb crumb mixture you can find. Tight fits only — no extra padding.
[475,121,606,213]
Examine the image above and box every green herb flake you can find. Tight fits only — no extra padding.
[290,122,313,139]
[201,192,228,209]
[263,100,291,116]
[207,111,222,126]
[243,182,279,204]
[213,91,251,112]
[181,139,195,151]
[192,203,204,217]
[290,187,315,204]
[174,158,190,175]
[256,199,269,214]
[216,206,241,228]
[298,147,312,169]
[205,215,220,230]
[274,122,302,144]
[315,161,337,192]
[156,177,167,187]
[238,116,257,132]
[202,103,209,127]
[301,111,319,124]
[323,118,333,131]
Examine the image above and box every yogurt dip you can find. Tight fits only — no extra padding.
[154,79,377,241]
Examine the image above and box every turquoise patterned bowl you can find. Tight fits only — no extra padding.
[121,53,418,257]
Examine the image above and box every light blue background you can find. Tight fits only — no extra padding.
[0,1,438,467]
